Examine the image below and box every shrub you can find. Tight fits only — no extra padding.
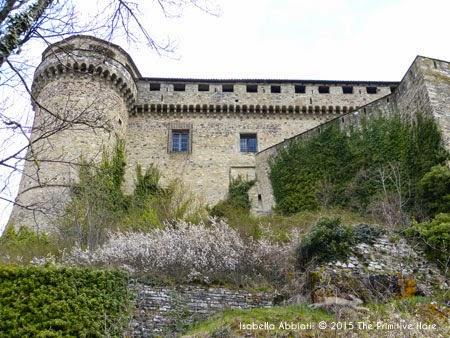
[58,141,129,250]
[353,223,385,244]
[296,218,354,269]
[405,213,450,271]
[0,266,132,337]
[63,219,296,286]
[210,176,255,218]
[0,225,60,264]
[122,176,208,231]
[296,219,384,270]
[418,165,450,217]
[58,141,207,246]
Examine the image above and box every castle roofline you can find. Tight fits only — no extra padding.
[141,77,399,86]
[41,35,142,78]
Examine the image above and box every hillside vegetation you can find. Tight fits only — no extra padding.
[270,113,449,224]
[1,112,449,337]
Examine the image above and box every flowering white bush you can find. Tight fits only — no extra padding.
[63,218,297,284]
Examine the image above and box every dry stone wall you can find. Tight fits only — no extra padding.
[309,235,448,303]
[128,284,275,337]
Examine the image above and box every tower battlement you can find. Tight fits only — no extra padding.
[32,35,139,112]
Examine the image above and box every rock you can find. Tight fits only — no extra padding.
[306,232,446,304]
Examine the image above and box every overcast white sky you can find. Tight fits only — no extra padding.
[1,0,450,233]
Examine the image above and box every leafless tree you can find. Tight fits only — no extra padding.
[368,162,411,227]
[0,0,220,226]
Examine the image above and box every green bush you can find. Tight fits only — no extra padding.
[0,266,132,337]
[405,213,450,270]
[210,176,255,217]
[296,218,354,269]
[59,141,207,245]
[59,141,129,250]
[0,226,60,264]
[418,165,450,217]
[270,113,448,217]
[296,219,385,269]
[353,223,385,244]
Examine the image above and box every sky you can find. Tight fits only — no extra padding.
[1,0,450,233]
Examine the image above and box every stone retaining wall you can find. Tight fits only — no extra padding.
[128,284,275,337]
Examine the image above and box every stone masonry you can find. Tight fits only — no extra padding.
[128,284,275,337]
[253,56,450,214]
[8,35,450,230]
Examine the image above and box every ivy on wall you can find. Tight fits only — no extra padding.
[269,113,448,218]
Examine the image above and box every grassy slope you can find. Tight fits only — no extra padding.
[227,207,376,241]
[184,296,450,338]
[183,305,333,337]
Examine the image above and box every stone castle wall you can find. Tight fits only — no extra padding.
[124,113,327,205]
[127,76,394,206]
[253,56,450,214]
[9,34,449,230]
[9,36,137,230]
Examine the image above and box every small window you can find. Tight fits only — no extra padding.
[271,85,281,93]
[366,86,377,94]
[150,83,161,91]
[295,85,306,93]
[172,130,189,152]
[246,84,258,93]
[198,84,209,92]
[173,83,186,91]
[222,84,234,92]
[318,86,330,94]
[390,86,396,93]
[342,86,353,94]
[240,133,257,153]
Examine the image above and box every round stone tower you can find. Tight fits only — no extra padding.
[9,35,140,232]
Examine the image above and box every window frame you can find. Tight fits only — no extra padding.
[170,129,190,153]
[239,133,258,153]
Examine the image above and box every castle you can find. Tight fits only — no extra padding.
[9,35,450,231]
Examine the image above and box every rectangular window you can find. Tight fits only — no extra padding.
[366,86,377,94]
[271,85,281,93]
[318,86,330,94]
[173,83,186,91]
[240,133,257,153]
[198,84,209,91]
[342,86,353,94]
[222,84,234,92]
[246,84,258,93]
[150,83,161,91]
[172,130,189,152]
[295,85,306,93]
